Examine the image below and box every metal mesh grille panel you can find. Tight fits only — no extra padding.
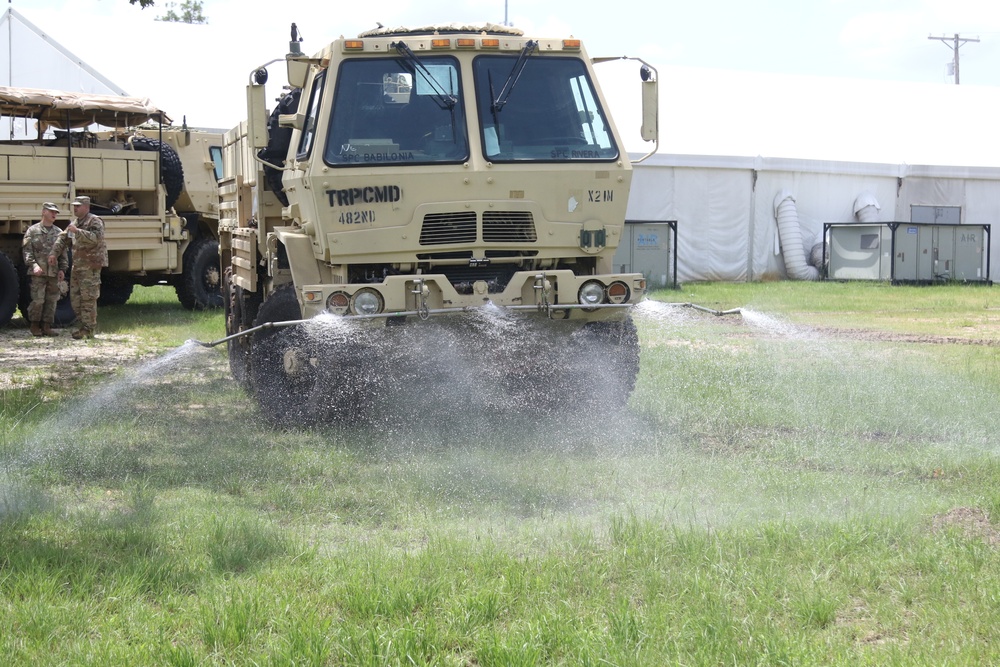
[482,211,537,242]
[419,212,478,245]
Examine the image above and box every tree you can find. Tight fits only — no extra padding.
[129,0,156,7]
[155,0,207,24]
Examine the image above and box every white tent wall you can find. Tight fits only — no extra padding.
[0,8,128,140]
[626,154,754,282]
[0,9,125,94]
[896,171,1000,278]
[628,154,1000,283]
[750,161,900,280]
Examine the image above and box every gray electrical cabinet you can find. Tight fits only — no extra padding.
[612,220,677,289]
[827,224,892,280]
[893,224,987,282]
[824,220,991,283]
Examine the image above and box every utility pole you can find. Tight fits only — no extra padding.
[928,33,979,84]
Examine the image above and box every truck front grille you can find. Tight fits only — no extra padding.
[483,211,537,242]
[419,212,477,245]
[419,211,537,246]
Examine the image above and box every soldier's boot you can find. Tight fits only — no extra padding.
[30,322,43,337]
[71,327,94,340]
[42,323,59,337]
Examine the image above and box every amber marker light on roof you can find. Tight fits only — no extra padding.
[481,38,500,48]
[562,39,581,50]
[456,38,476,48]
[431,38,451,48]
[343,40,364,50]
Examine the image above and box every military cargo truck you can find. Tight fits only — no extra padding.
[0,87,224,326]
[217,23,658,425]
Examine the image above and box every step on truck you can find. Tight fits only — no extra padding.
[0,87,225,326]
[218,22,659,426]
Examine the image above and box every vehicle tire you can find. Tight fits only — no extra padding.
[176,238,223,310]
[247,285,317,427]
[130,137,185,210]
[258,88,301,207]
[0,251,19,325]
[224,267,261,390]
[576,316,641,400]
[98,274,134,306]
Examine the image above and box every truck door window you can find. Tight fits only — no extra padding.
[473,56,618,162]
[297,71,326,158]
[324,57,468,166]
[209,146,223,181]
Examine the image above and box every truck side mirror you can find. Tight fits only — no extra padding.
[247,84,268,152]
[640,65,658,143]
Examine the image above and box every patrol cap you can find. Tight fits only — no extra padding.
[42,202,59,212]
[71,196,91,206]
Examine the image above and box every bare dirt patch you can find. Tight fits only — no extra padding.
[0,320,153,391]
[931,507,1000,546]
[817,327,1000,347]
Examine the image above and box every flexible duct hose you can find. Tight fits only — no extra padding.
[773,189,820,280]
[854,191,881,222]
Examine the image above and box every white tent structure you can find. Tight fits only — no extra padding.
[0,7,126,94]
[0,7,131,140]
[627,154,1000,283]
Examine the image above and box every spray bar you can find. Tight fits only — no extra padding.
[187,302,636,348]
[664,302,743,316]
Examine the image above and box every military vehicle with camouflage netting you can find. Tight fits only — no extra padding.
[0,87,224,326]
[213,23,659,425]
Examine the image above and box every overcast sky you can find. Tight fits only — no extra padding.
[13,0,1000,165]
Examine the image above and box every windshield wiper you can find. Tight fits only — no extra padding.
[391,41,457,110]
[491,40,538,113]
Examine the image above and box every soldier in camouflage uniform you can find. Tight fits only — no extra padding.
[22,202,68,336]
[49,196,107,339]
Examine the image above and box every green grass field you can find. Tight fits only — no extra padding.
[2,282,1000,665]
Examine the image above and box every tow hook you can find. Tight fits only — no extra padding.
[411,279,430,320]
[533,273,551,312]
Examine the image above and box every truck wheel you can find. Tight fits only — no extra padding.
[224,267,260,390]
[98,275,134,306]
[130,137,185,210]
[578,316,641,399]
[176,238,223,310]
[0,251,18,325]
[247,285,315,426]
[258,88,301,207]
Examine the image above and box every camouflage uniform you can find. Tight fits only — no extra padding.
[52,211,107,334]
[22,221,68,327]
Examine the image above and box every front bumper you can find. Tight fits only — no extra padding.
[297,269,647,322]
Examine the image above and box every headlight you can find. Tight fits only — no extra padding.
[578,280,606,306]
[351,288,384,316]
[607,281,630,304]
[326,291,350,315]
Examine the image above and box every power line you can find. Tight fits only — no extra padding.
[928,33,979,84]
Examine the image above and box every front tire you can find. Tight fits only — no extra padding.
[247,285,315,427]
[0,251,19,325]
[224,267,260,390]
[575,316,641,400]
[176,238,223,310]
[98,275,134,306]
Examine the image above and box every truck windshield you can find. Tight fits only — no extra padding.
[473,55,618,162]
[324,57,469,166]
